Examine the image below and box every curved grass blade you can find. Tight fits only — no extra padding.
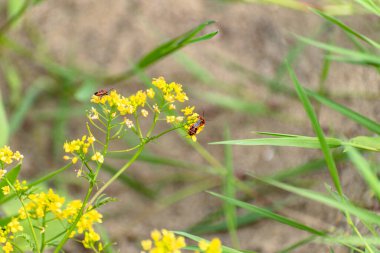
[208,192,326,236]
[312,9,380,49]
[306,90,380,135]
[103,20,218,84]
[288,64,343,194]
[257,177,380,226]
[346,146,380,201]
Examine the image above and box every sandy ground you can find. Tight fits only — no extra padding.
[2,0,380,252]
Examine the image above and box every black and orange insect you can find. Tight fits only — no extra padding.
[94,88,113,98]
[188,114,206,136]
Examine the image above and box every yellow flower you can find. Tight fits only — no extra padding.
[169,104,176,110]
[141,229,186,253]
[153,104,160,113]
[82,229,101,248]
[2,242,13,253]
[7,218,23,233]
[14,180,28,192]
[91,152,104,164]
[166,116,176,123]
[176,116,184,123]
[181,106,195,116]
[147,88,155,99]
[141,239,152,250]
[2,186,10,195]
[0,169,7,180]
[198,238,222,253]
[141,109,149,117]
[0,146,23,165]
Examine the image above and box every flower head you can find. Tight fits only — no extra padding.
[0,146,23,166]
[141,229,186,253]
[198,238,222,253]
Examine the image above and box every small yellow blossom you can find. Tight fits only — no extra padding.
[0,169,7,180]
[141,109,149,117]
[198,238,222,253]
[14,180,28,192]
[142,229,186,253]
[72,157,78,164]
[147,88,155,99]
[181,106,195,116]
[91,152,104,164]
[169,104,176,110]
[153,104,160,113]
[2,186,10,195]
[7,218,23,233]
[141,239,152,250]
[166,116,176,123]
[2,242,13,253]
[176,116,184,123]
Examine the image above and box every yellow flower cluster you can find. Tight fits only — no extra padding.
[196,238,222,253]
[91,89,152,116]
[0,217,24,253]
[63,135,95,164]
[141,230,223,253]
[0,146,23,167]
[152,77,189,103]
[141,229,186,253]
[18,189,103,250]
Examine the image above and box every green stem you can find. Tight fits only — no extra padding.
[40,209,47,252]
[5,178,40,253]
[53,184,94,253]
[87,146,144,207]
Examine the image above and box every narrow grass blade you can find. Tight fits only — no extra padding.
[267,153,346,181]
[257,177,380,226]
[188,211,266,234]
[211,136,342,149]
[208,192,326,236]
[9,79,47,134]
[312,9,380,49]
[354,0,380,16]
[0,91,9,146]
[297,36,380,67]
[288,64,343,194]
[346,146,380,201]
[277,235,318,253]
[174,231,248,253]
[196,91,267,115]
[223,126,240,248]
[306,90,380,135]
[103,21,218,84]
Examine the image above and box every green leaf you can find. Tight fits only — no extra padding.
[208,191,326,236]
[348,136,380,151]
[306,90,380,135]
[288,64,343,194]
[104,20,218,84]
[0,163,21,200]
[346,146,380,201]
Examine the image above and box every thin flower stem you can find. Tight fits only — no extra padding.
[87,145,144,207]
[5,178,40,253]
[40,208,47,252]
[53,184,94,253]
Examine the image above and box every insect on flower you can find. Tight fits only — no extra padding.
[94,88,113,98]
[188,114,206,137]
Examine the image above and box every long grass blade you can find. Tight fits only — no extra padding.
[288,64,343,194]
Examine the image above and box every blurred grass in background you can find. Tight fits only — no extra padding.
[1,0,380,252]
